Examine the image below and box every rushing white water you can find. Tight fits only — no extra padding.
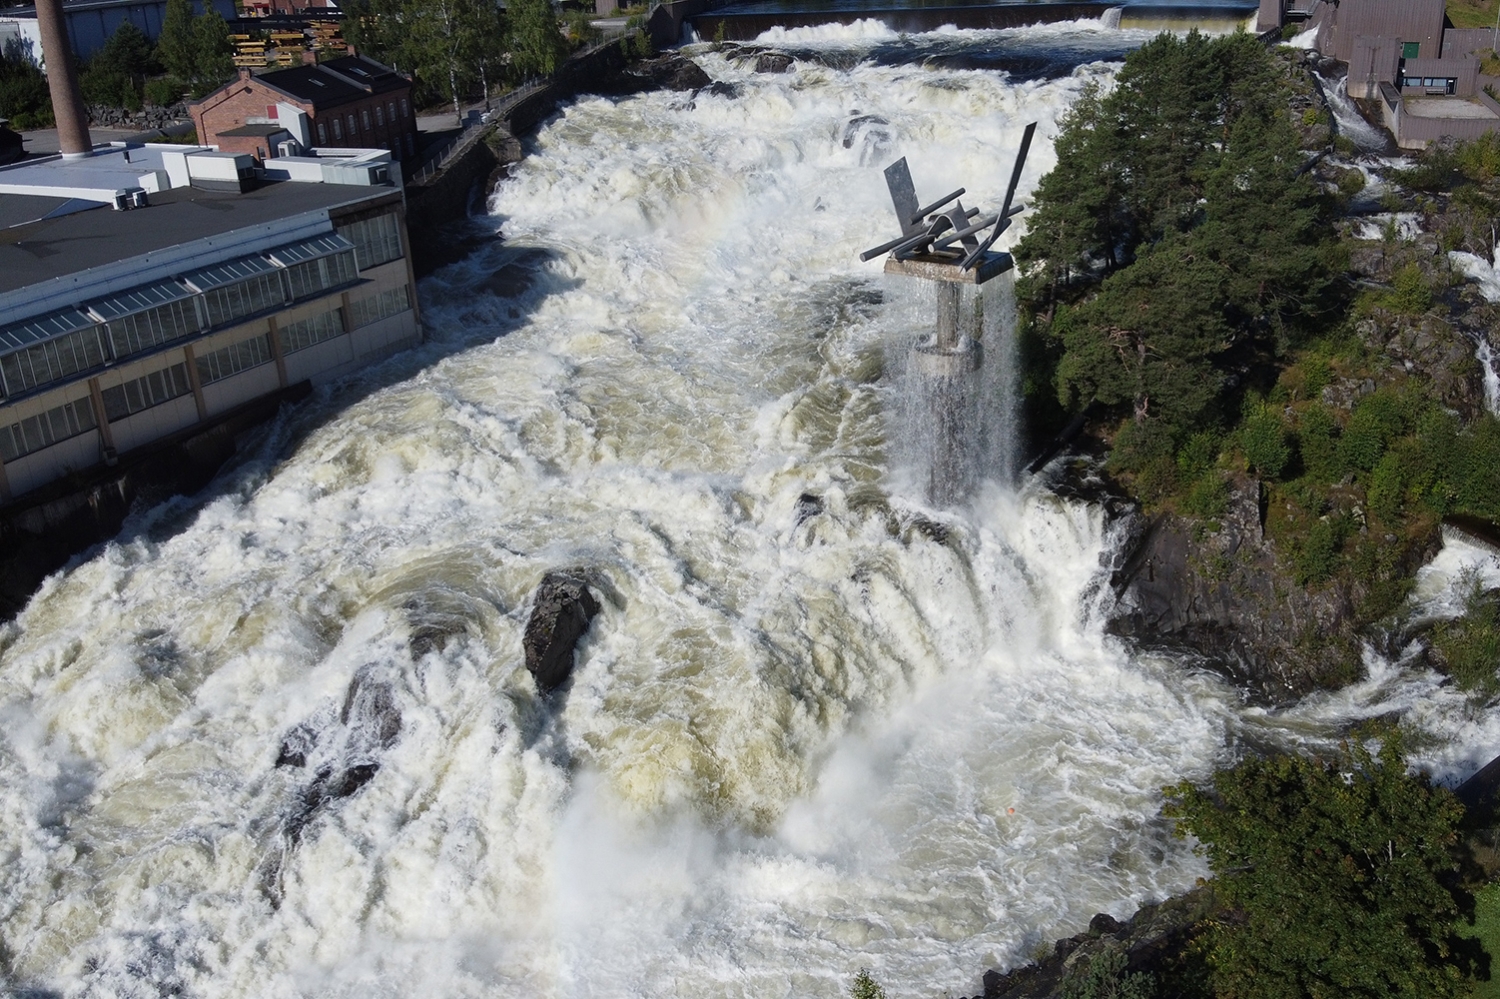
[1447,250,1500,415]
[1317,72,1389,154]
[0,34,1493,999]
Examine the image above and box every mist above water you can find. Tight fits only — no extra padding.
[0,29,1497,999]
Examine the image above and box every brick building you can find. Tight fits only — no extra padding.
[190,55,418,163]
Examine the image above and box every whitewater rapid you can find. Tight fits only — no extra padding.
[2,28,1498,999]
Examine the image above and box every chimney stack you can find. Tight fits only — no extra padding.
[34,0,91,159]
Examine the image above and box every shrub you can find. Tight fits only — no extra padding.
[144,77,184,108]
[1339,390,1407,471]
[1387,263,1433,315]
[1297,402,1342,482]
[1061,948,1156,999]
[849,969,886,999]
[1367,450,1405,523]
[1241,404,1291,479]
[1110,419,1178,503]
[1182,471,1229,521]
[1431,572,1500,696]
[1293,515,1346,585]
[1164,738,1475,999]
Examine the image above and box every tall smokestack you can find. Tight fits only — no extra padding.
[34,0,91,159]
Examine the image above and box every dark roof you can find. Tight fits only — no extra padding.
[0,181,397,295]
[218,124,292,137]
[259,55,411,108]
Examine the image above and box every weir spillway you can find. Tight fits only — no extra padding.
[684,0,1258,43]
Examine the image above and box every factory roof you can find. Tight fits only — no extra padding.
[0,179,396,294]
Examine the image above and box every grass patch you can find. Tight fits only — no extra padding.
[1449,0,1500,30]
[1459,881,1500,998]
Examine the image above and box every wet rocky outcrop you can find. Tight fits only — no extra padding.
[967,888,1218,999]
[1108,474,1363,701]
[261,667,404,904]
[524,569,601,693]
[754,52,795,73]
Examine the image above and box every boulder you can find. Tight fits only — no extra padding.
[755,52,794,73]
[524,570,601,693]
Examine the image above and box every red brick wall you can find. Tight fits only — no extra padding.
[192,74,417,161]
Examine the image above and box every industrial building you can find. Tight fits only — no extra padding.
[191,57,419,164]
[1259,0,1500,146]
[0,140,421,503]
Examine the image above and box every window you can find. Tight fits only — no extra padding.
[199,271,286,328]
[401,98,409,118]
[317,122,328,144]
[362,109,371,130]
[348,284,411,328]
[100,363,193,421]
[103,298,202,360]
[283,250,358,301]
[1402,41,1421,59]
[332,117,342,140]
[405,134,414,156]
[0,326,108,397]
[375,105,384,127]
[0,396,96,462]
[337,212,404,270]
[278,308,344,354]
[196,333,272,384]
[347,114,357,135]
[387,101,396,123]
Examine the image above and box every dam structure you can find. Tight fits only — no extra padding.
[653,0,1259,46]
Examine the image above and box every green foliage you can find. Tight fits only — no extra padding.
[849,968,886,999]
[1431,571,1500,696]
[81,21,156,109]
[1295,402,1342,483]
[1291,514,1348,585]
[189,11,233,97]
[1164,738,1475,999]
[0,38,54,128]
[1367,450,1404,523]
[633,27,654,58]
[1108,418,1178,503]
[1386,262,1434,316]
[157,0,232,97]
[1338,389,1408,472]
[508,0,570,79]
[1024,32,1340,453]
[1061,948,1156,999]
[1182,471,1228,521]
[156,0,197,84]
[1241,403,1291,479]
[143,76,184,108]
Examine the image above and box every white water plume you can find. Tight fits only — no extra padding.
[0,31,1487,999]
[1447,249,1500,414]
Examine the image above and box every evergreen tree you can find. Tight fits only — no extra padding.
[81,21,156,109]
[1164,739,1480,999]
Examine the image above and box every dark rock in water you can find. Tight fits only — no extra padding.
[755,52,794,73]
[524,570,601,693]
[794,492,823,526]
[275,724,317,768]
[1088,912,1122,936]
[704,80,741,99]
[629,54,712,92]
[977,888,1217,998]
[342,668,402,752]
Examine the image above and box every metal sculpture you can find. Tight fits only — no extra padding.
[860,123,1036,506]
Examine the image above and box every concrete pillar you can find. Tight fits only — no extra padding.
[182,345,209,421]
[34,0,92,160]
[267,318,289,387]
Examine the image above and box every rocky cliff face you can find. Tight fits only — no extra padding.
[1106,474,1364,702]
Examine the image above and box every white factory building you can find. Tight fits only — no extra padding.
[0,141,420,503]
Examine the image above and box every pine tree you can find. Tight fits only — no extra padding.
[1163,739,1478,999]
[189,10,233,96]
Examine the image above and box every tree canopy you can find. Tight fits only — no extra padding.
[1017,31,1343,437]
[156,0,232,97]
[1163,740,1479,999]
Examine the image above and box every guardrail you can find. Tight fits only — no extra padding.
[408,27,650,186]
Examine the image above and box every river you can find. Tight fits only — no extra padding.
[1,23,1497,998]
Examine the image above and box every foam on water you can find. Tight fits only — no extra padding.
[1447,250,1500,414]
[0,36,1490,999]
